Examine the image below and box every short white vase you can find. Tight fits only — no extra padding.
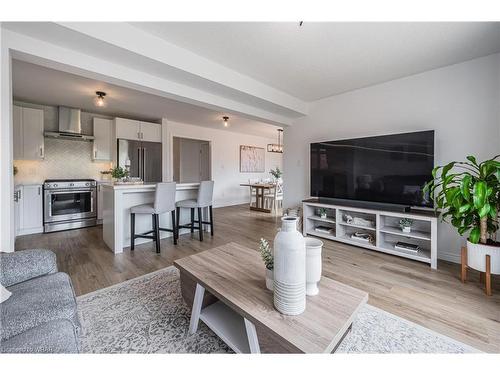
[273,216,306,315]
[265,268,274,291]
[402,226,411,233]
[305,237,323,296]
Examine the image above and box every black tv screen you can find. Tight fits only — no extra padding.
[310,130,434,208]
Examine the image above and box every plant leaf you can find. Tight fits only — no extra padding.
[469,227,481,244]
[472,181,487,209]
[467,155,478,166]
[479,203,491,218]
[460,174,471,202]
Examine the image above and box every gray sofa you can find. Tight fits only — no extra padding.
[0,249,80,353]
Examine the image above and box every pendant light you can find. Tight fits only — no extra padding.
[267,129,284,153]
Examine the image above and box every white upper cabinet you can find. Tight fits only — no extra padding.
[115,117,161,142]
[93,118,113,161]
[13,105,44,160]
[140,121,162,142]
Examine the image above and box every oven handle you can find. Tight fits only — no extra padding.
[46,189,95,194]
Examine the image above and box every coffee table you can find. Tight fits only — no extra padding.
[174,242,368,353]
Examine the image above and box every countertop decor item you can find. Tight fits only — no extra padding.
[305,237,323,296]
[259,238,274,291]
[424,154,500,295]
[110,166,129,182]
[319,207,328,219]
[273,216,306,315]
[399,218,413,233]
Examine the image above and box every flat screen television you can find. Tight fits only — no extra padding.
[310,130,434,208]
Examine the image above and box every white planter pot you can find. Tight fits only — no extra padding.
[305,238,323,296]
[402,226,411,233]
[320,213,327,219]
[273,216,306,315]
[467,240,500,274]
[265,268,274,291]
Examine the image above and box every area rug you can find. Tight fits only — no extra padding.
[77,267,479,353]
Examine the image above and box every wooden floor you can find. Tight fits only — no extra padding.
[15,204,500,352]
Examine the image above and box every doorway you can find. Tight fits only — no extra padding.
[172,137,211,183]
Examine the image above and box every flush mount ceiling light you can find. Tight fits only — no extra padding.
[94,91,106,107]
[222,116,229,128]
[267,129,284,153]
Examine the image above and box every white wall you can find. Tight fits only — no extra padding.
[284,53,500,263]
[167,121,283,208]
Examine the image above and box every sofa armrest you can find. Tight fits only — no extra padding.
[0,249,57,287]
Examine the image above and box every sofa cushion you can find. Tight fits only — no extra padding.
[0,272,80,341]
[0,319,79,353]
[0,249,57,287]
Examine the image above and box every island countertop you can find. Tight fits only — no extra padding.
[102,182,201,253]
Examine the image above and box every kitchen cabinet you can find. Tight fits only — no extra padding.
[93,118,113,161]
[115,117,161,142]
[13,105,44,160]
[14,184,43,236]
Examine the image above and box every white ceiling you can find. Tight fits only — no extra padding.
[132,22,500,101]
[12,60,281,138]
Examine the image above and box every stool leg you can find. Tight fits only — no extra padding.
[130,213,136,251]
[171,210,178,245]
[154,214,160,254]
[190,208,195,233]
[209,205,214,236]
[176,207,181,239]
[198,207,203,242]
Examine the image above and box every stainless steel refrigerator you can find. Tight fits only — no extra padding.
[117,139,162,182]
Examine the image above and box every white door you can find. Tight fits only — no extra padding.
[22,107,44,160]
[140,121,161,142]
[13,105,23,160]
[115,118,140,140]
[93,118,113,160]
[20,185,43,234]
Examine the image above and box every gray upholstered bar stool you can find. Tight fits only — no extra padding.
[176,180,214,242]
[130,182,178,253]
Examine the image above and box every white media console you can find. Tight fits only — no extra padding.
[302,199,438,269]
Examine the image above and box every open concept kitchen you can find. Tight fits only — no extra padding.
[12,60,283,256]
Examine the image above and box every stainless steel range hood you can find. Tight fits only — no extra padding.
[44,107,94,141]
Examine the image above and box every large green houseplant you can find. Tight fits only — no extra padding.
[424,154,500,273]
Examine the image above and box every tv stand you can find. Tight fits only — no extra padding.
[317,197,412,213]
[302,199,438,269]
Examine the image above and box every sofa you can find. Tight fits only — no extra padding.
[0,249,80,353]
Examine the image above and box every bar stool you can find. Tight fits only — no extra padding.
[176,180,214,242]
[130,182,178,253]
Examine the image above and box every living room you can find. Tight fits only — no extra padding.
[1,1,500,374]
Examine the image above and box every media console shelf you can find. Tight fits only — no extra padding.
[302,199,438,269]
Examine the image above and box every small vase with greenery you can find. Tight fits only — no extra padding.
[110,166,129,182]
[319,207,328,219]
[269,167,282,182]
[399,218,413,233]
[259,238,274,291]
[424,154,500,274]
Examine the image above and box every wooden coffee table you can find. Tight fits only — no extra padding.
[174,242,368,353]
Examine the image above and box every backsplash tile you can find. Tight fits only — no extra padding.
[14,138,112,184]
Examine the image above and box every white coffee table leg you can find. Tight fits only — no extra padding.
[189,283,205,334]
[244,318,260,354]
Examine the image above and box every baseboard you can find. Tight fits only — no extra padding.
[438,251,461,264]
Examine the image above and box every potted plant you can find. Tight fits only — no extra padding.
[259,238,274,291]
[319,207,328,219]
[424,155,500,277]
[110,166,129,183]
[399,218,413,233]
[269,167,283,182]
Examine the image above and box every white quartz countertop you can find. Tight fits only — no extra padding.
[101,182,200,191]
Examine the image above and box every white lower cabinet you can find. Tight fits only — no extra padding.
[97,183,104,222]
[15,184,44,236]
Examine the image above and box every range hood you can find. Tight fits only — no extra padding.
[44,107,94,141]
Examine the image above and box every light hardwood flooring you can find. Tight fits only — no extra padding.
[15,204,500,352]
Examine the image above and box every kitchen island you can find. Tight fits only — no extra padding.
[102,182,201,253]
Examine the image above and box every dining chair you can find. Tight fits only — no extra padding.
[264,181,283,214]
[248,178,259,206]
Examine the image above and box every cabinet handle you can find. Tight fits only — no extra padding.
[137,131,141,139]
[94,150,97,159]
[39,146,44,157]
[18,190,21,201]
[38,187,41,195]
[141,132,144,139]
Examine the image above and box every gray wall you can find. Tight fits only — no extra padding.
[284,53,500,263]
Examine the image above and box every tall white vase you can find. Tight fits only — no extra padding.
[305,238,323,296]
[273,216,306,315]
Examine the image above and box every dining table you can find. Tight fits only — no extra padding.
[240,182,276,213]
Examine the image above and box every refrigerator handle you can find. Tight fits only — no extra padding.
[142,147,146,182]
[137,147,142,179]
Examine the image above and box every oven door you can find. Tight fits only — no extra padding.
[44,188,96,223]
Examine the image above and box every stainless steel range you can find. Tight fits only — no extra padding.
[43,179,97,233]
